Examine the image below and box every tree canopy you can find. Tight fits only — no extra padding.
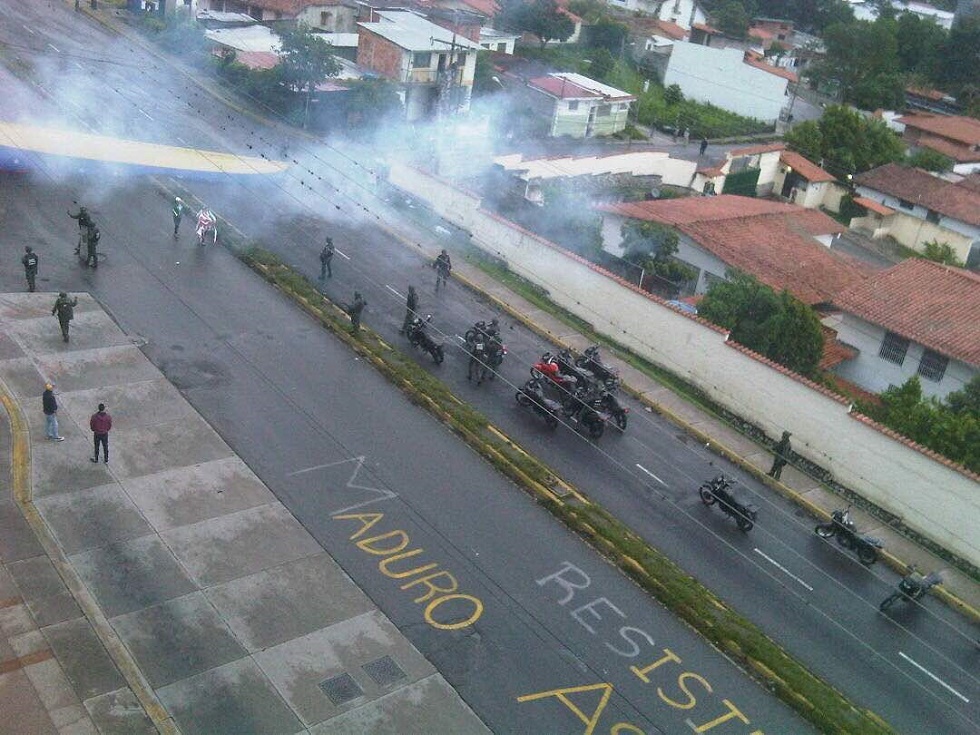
[783,105,905,178]
[278,23,341,127]
[621,221,697,296]
[698,271,824,376]
[497,0,575,47]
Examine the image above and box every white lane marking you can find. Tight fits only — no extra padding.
[47,43,60,53]
[23,25,35,34]
[898,651,970,703]
[73,61,84,70]
[176,136,188,145]
[287,462,339,477]
[385,284,402,298]
[636,463,666,486]
[754,548,813,591]
[335,249,349,260]
[138,108,153,121]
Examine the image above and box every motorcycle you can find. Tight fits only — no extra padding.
[406,315,445,364]
[880,566,942,611]
[556,348,597,388]
[515,377,562,429]
[561,386,606,439]
[531,353,580,394]
[597,382,628,431]
[814,507,883,565]
[699,475,757,532]
[575,345,620,391]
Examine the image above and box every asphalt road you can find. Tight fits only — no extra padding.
[1,2,978,733]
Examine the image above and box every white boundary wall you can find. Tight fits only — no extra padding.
[390,163,980,567]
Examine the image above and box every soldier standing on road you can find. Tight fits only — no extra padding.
[68,206,93,255]
[22,246,39,292]
[43,383,64,442]
[320,237,335,280]
[89,403,112,464]
[699,136,708,157]
[346,292,366,334]
[52,292,78,343]
[768,431,792,480]
[400,285,418,334]
[172,197,184,237]
[434,249,451,290]
[85,224,101,268]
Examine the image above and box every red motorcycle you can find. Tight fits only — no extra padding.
[531,352,579,393]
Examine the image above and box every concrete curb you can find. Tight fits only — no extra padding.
[0,386,180,735]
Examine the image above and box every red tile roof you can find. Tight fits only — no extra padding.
[653,19,687,40]
[749,27,774,40]
[854,163,980,227]
[459,0,499,16]
[819,325,858,370]
[853,196,894,216]
[230,51,280,70]
[743,54,798,82]
[600,196,863,305]
[780,150,835,183]
[247,0,314,12]
[692,22,720,33]
[834,258,980,367]
[915,134,980,163]
[729,141,785,157]
[528,75,633,101]
[897,113,980,146]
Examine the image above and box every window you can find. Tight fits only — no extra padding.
[917,350,949,381]
[596,104,611,117]
[497,42,506,51]
[898,199,915,211]
[567,100,578,111]
[926,210,941,224]
[412,52,431,68]
[321,11,330,25]
[878,331,910,365]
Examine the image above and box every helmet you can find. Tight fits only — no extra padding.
[25,245,32,252]
[59,291,67,297]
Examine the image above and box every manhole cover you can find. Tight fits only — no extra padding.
[362,655,406,687]
[318,673,363,706]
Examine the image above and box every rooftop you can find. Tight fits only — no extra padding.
[834,258,980,368]
[729,141,785,157]
[527,73,634,102]
[897,112,980,146]
[854,163,980,227]
[743,53,798,82]
[204,25,280,53]
[358,11,482,52]
[780,150,835,182]
[600,196,862,305]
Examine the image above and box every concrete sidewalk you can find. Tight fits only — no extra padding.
[0,293,488,735]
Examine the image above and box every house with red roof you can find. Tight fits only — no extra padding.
[526,73,635,138]
[829,259,980,399]
[853,163,980,266]
[897,112,980,175]
[199,0,356,30]
[597,195,870,305]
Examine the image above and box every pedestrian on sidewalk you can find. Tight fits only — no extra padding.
[400,285,418,334]
[42,383,64,441]
[345,292,366,334]
[683,127,690,146]
[768,430,792,480]
[320,237,334,280]
[434,249,451,290]
[52,292,78,343]
[89,403,112,464]
[699,136,708,157]
[172,197,184,237]
[22,246,39,292]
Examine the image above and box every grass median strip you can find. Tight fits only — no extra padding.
[241,246,894,735]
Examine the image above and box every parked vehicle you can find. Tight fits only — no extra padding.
[880,567,943,611]
[561,387,606,439]
[575,345,620,391]
[698,475,757,532]
[597,383,628,431]
[556,348,597,388]
[815,507,883,566]
[406,315,445,364]
[532,353,580,393]
[515,377,562,428]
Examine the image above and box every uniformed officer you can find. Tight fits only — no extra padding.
[52,292,78,343]
[22,246,39,292]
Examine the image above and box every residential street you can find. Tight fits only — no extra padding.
[1,2,979,734]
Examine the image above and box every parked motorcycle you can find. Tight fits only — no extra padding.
[515,377,562,429]
[699,475,757,532]
[556,348,597,388]
[561,386,606,439]
[880,567,943,611]
[406,315,445,364]
[575,345,620,391]
[597,382,628,431]
[532,353,580,393]
[814,507,883,565]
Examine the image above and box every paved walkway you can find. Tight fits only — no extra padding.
[0,293,488,735]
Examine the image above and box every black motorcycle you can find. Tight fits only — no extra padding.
[406,315,445,364]
[880,567,942,611]
[516,377,562,429]
[597,382,628,431]
[699,475,757,532]
[556,348,597,389]
[575,345,620,391]
[815,507,883,566]
[561,386,606,438]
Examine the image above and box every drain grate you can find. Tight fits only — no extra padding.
[318,673,364,706]
[362,655,407,687]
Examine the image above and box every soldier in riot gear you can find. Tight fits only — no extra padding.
[52,292,78,342]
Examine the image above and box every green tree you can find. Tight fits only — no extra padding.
[936,18,980,95]
[497,0,575,47]
[850,71,906,110]
[343,80,403,134]
[906,147,954,172]
[698,271,824,375]
[588,48,616,80]
[278,23,341,128]
[785,105,904,178]
[587,18,628,54]
[811,19,899,106]
[895,12,945,75]
[621,221,697,295]
[920,239,962,266]
[713,1,750,38]
[663,84,684,106]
